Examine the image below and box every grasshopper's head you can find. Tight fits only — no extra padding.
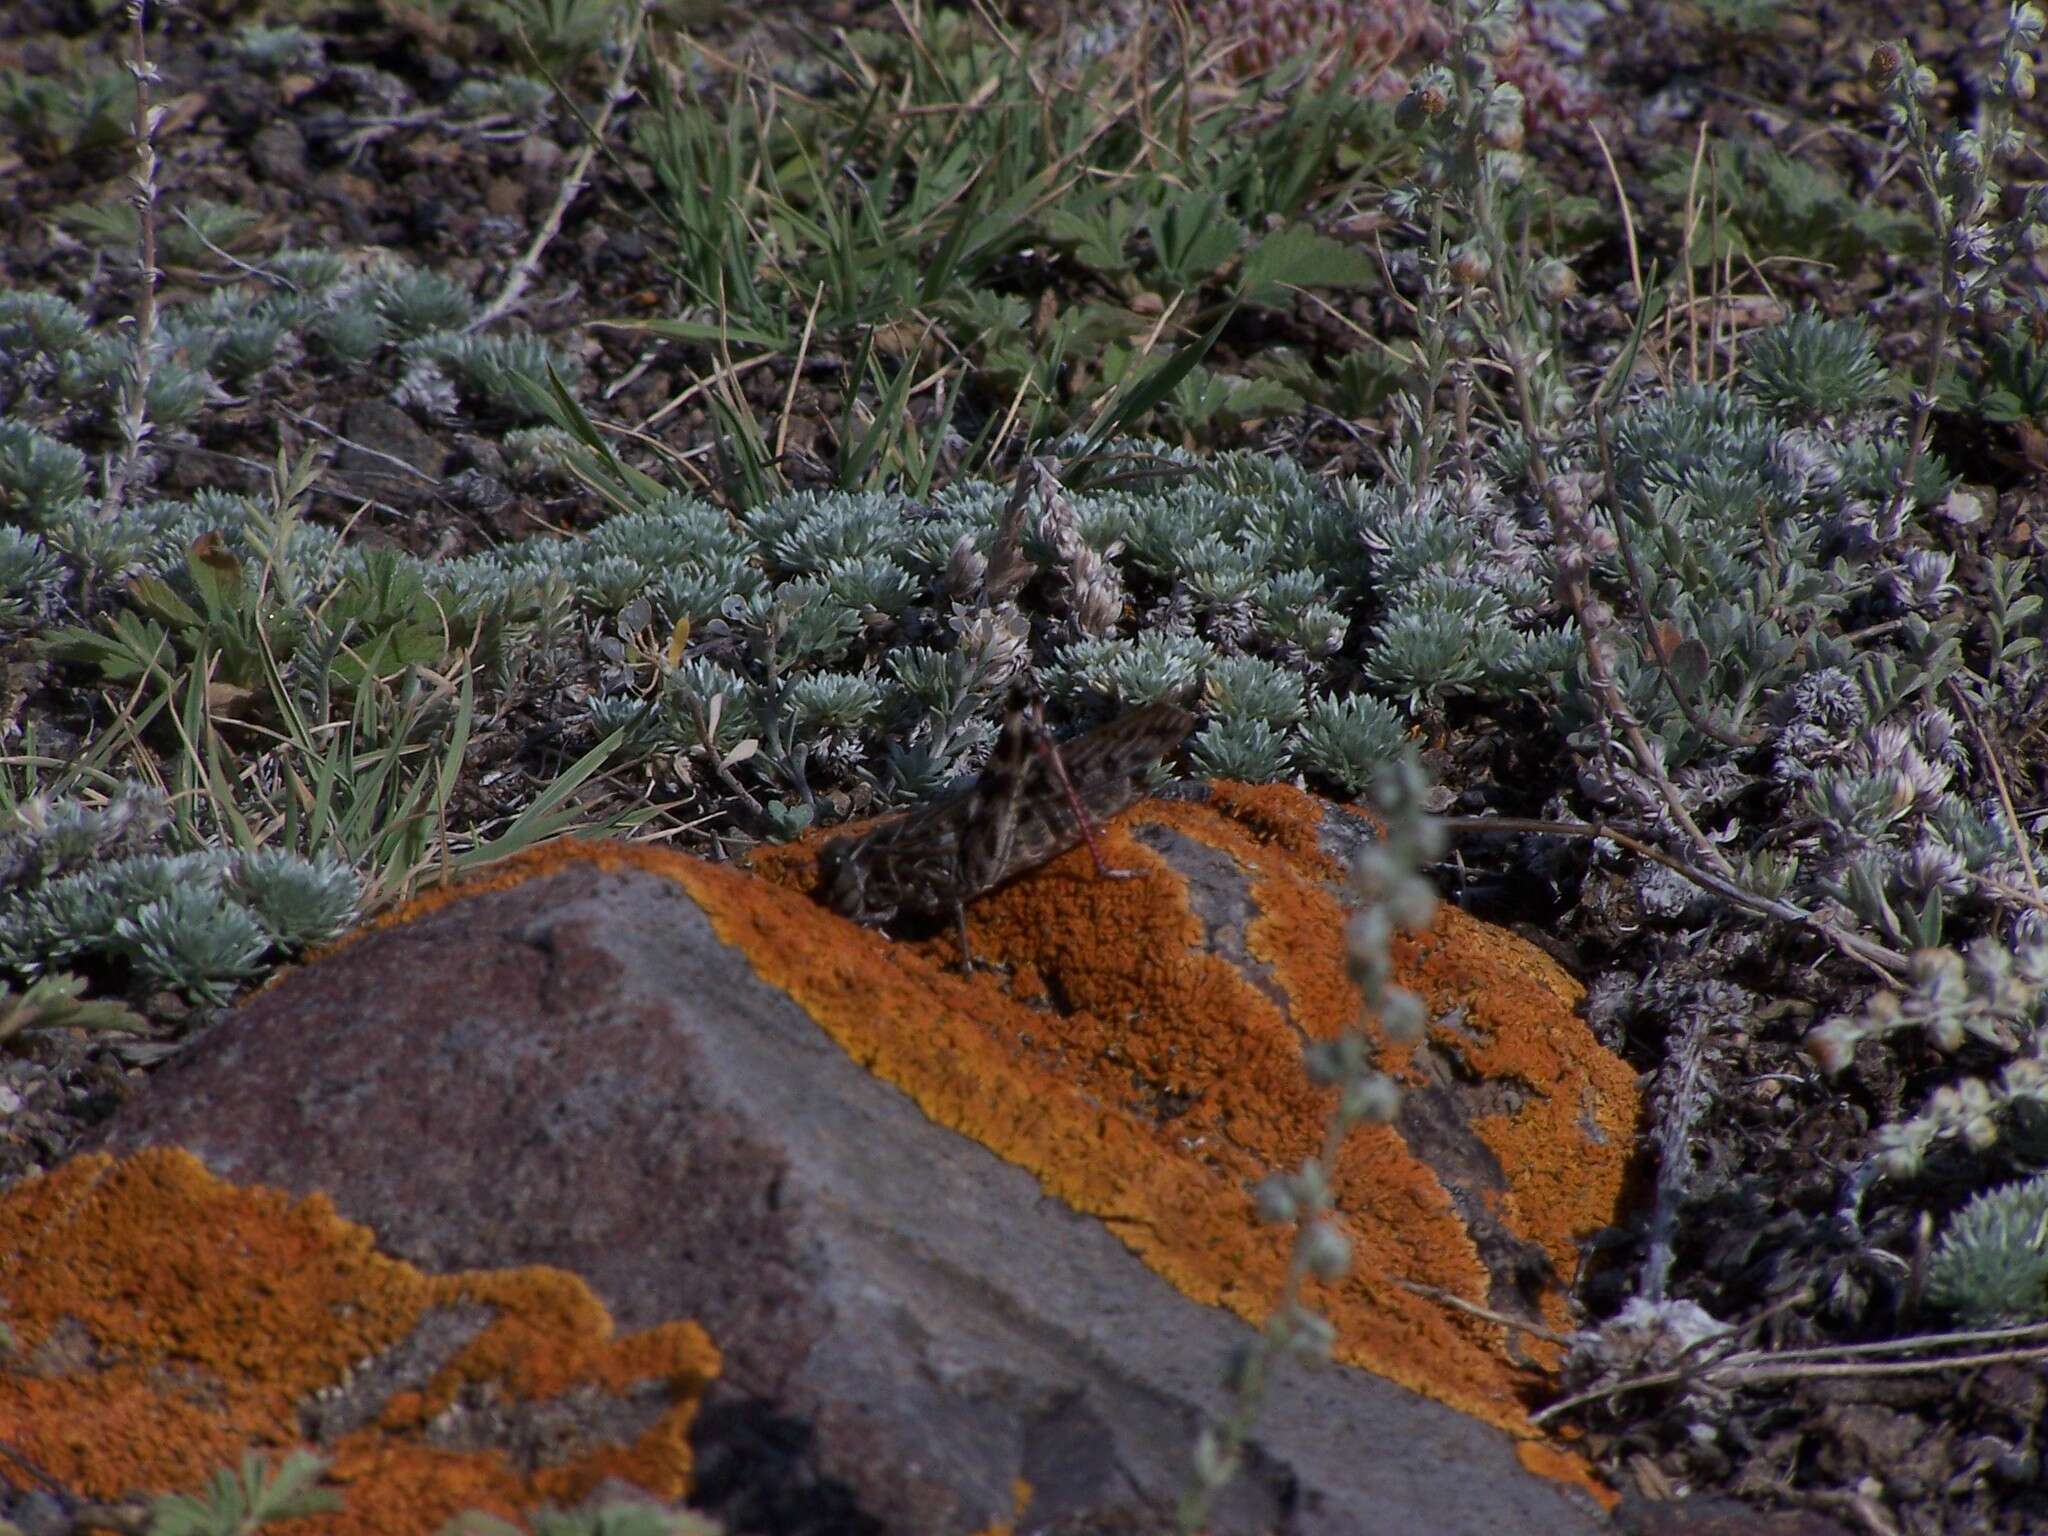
[814,836,875,920]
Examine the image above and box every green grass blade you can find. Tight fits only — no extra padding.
[452,726,628,870]
[1077,300,1239,460]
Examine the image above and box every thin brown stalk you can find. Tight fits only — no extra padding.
[100,0,165,522]
[1949,677,2045,906]
[1534,1328,2048,1428]
[472,0,649,331]
[773,284,827,464]
[1441,813,1910,977]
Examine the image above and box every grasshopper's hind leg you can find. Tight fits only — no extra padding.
[954,899,976,975]
[1031,723,1142,881]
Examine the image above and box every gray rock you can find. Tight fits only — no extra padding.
[99,858,1609,1536]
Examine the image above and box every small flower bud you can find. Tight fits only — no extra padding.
[1342,1073,1403,1125]
[1302,1039,1341,1085]
[1347,906,1393,968]
[1384,875,1438,932]
[1396,81,1449,131]
[1447,240,1492,286]
[1301,1219,1353,1280]
[1532,257,1579,304]
[1410,815,1446,862]
[1805,1019,1860,1076]
[1471,9,1515,52]
[1378,990,1428,1046]
[1867,41,1905,87]
[1482,86,1526,151]
[1292,1159,1333,1211]
[1255,1173,1300,1224]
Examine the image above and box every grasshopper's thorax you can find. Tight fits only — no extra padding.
[812,689,1193,933]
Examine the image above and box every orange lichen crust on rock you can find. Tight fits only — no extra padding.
[0,1148,718,1534]
[338,784,1632,1488]
[745,786,1632,1440]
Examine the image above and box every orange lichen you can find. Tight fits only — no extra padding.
[742,787,1632,1459]
[1384,913,1637,1291]
[1520,1438,1619,1509]
[0,1149,718,1533]
[1201,777,1353,861]
[253,782,1630,1502]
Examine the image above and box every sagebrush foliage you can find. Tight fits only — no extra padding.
[0,785,361,1005]
[1927,1168,2048,1325]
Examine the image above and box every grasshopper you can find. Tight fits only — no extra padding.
[815,688,1193,969]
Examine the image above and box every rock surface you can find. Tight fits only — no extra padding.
[22,784,1634,1534]
[0,1146,718,1533]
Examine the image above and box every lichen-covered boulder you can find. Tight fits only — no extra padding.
[0,782,1631,1534]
